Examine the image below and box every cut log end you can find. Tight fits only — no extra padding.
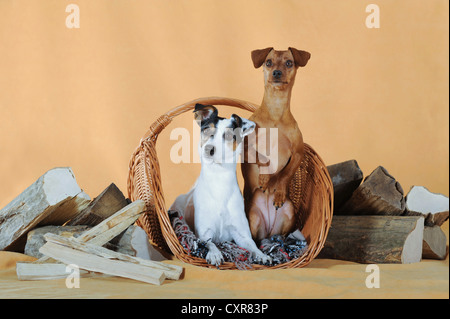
[319,216,424,264]
[422,226,448,260]
[405,186,449,226]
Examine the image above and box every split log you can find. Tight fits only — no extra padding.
[422,226,448,260]
[39,236,165,285]
[42,233,182,280]
[114,225,168,261]
[337,166,405,216]
[33,199,146,264]
[37,233,182,284]
[75,199,146,246]
[24,225,91,259]
[16,200,148,279]
[67,183,129,226]
[0,167,90,251]
[404,186,449,226]
[319,215,424,264]
[327,160,363,210]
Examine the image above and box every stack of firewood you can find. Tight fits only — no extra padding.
[320,160,449,264]
[0,167,182,284]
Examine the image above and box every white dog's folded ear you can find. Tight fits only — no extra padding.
[231,114,255,137]
[241,118,256,137]
[194,104,218,127]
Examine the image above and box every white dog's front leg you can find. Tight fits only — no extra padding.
[205,241,224,266]
[198,228,224,266]
[230,228,272,265]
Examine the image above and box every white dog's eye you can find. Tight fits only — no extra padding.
[223,131,234,141]
[203,127,215,137]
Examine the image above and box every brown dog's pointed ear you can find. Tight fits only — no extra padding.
[251,47,273,68]
[288,47,311,67]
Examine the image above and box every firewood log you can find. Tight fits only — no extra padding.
[114,225,168,261]
[404,186,449,226]
[422,225,448,260]
[319,215,424,264]
[24,225,91,258]
[337,166,405,216]
[327,160,363,211]
[67,183,129,226]
[0,167,90,251]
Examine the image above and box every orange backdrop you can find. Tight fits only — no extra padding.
[0,0,448,210]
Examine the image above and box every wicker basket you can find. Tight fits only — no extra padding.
[127,97,333,269]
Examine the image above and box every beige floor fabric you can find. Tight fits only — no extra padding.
[0,222,448,299]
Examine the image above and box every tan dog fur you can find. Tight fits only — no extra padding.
[242,47,311,242]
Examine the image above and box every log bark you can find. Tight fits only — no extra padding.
[114,225,168,261]
[319,215,424,264]
[404,186,449,226]
[0,167,90,251]
[327,160,363,211]
[422,226,448,260]
[67,183,129,226]
[337,166,405,216]
[24,225,91,258]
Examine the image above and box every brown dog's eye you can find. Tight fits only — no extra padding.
[286,60,293,68]
[265,59,272,67]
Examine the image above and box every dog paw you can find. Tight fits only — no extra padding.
[252,251,272,265]
[206,246,224,266]
[258,174,270,192]
[273,189,287,209]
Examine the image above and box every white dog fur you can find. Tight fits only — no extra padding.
[170,104,271,266]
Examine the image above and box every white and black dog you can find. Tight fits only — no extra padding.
[170,104,271,266]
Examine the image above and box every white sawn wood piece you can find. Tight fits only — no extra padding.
[16,262,93,280]
[40,236,166,285]
[116,225,168,261]
[405,186,449,226]
[15,200,180,281]
[0,167,90,251]
[43,233,182,280]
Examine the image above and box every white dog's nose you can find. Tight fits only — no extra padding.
[204,144,215,157]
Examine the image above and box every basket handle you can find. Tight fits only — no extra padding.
[141,97,259,142]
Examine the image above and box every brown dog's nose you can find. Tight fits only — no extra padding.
[273,70,282,79]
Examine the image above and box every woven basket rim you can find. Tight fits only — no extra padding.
[127,96,334,270]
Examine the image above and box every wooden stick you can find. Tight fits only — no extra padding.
[39,240,165,285]
[16,200,153,280]
[33,199,145,265]
[16,263,95,281]
[43,233,182,280]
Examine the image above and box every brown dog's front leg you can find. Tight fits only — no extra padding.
[272,152,303,209]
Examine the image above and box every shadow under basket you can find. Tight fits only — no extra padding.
[127,97,334,270]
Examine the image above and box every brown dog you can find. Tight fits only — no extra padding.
[242,47,311,242]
